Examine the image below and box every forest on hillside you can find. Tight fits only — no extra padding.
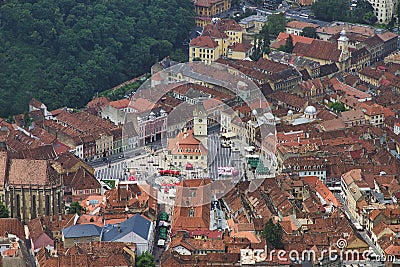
[0,0,194,117]
[311,0,377,25]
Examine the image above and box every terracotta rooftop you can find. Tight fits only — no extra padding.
[168,129,207,155]
[8,158,57,186]
[377,31,398,42]
[293,39,341,62]
[317,24,375,37]
[0,218,25,239]
[271,32,314,50]
[108,98,130,109]
[286,20,320,29]
[229,41,253,52]
[29,98,44,109]
[190,35,218,48]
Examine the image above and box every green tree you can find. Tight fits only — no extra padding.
[262,219,284,249]
[251,23,270,60]
[0,0,195,118]
[23,111,32,128]
[278,45,286,52]
[285,34,294,53]
[312,0,376,24]
[68,202,85,215]
[300,27,317,38]
[0,202,10,218]
[136,251,155,267]
[170,48,187,62]
[329,102,346,112]
[311,0,349,21]
[267,13,286,37]
[231,0,241,8]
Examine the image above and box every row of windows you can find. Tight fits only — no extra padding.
[198,48,212,53]
[78,189,99,195]
[177,147,201,153]
[302,171,325,176]
[174,155,200,160]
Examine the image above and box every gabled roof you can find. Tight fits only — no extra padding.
[64,167,101,191]
[0,218,25,239]
[168,129,207,155]
[27,218,54,250]
[286,20,319,30]
[29,98,45,109]
[8,158,55,185]
[229,41,253,53]
[62,224,102,238]
[293,39,341,62]
[101,214,151,241]
[271,32,314,50]
[340,109,365,122]
[190,36,218,48]
[377,31,398,42]
[109,98,130,109]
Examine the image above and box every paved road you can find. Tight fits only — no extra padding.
[335,193,382,258]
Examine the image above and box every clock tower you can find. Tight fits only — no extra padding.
[193,103,207,146]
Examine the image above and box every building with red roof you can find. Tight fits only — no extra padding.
[194,0,231,25]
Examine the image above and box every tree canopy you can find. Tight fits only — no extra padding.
[284,34,294,53]
[267,13,286,37]
[300,27,317,38]
[329,102,346,112]
[262,218,284,249]
[251,23,270,61]
[0,0,194,117]
[0,202,9,218]
[136,251,155,267]
[311,0,376,24]
[68,201,85,215]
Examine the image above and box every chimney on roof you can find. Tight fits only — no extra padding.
[117,223,121,233]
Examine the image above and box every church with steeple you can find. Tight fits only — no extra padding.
[291,28,353,71]
[193,103,208,149]
[337,29,351,71]
[167,102,208,171]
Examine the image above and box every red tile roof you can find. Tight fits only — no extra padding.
[377,31,398,42]
[271,32,314,49]
[286,20,320,29]
[293,39,341,62]
[190,36,218,48]
[0,218,25,239]
[168,129,207,155]
[230,41,253,53]
[172,179,211,231]
[109,98,130,109]
[29,98,44,109]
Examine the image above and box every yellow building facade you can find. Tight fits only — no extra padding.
[189,36,220,63]
[194,0,231,17]
[189,19,247,62]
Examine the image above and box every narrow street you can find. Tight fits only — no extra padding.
[335,193,382,258]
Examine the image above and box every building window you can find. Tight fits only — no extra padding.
[45,195,50,216]
[189,207,195,217]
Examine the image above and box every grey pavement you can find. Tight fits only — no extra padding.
[335,193,382,258]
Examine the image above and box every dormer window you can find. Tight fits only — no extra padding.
[189,207,195,217]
